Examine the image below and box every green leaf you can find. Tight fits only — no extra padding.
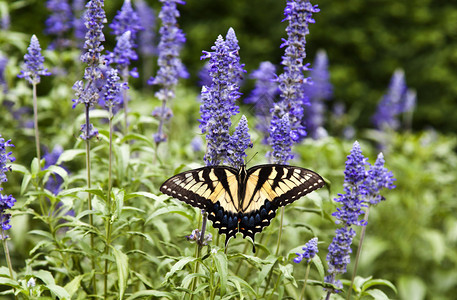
[30,157,40,176]
[125,191,163,201]
[364,288,390,300]
[228,275,257,298]
[47,284,71,299]
[125,290,174,300]
[64,275,84,297]
[114,189,125,219]
[152,219,171,243]
[45,165,68,183]
[29,230,54,241]
[312,255,325,281]
[256,255,279,288]
[214,251,228,294]
[57,149,86,163]
[278,264,297,288]
[353,276,372,292]
[33,270,55,285]
[0,277,21,289]
[145,206,194,224]
[21,173,32,195]
[112,246,129,300]
[83,188,107,200]
[9,163,29,175]
[164,257,197,282]
[361,278,397,294]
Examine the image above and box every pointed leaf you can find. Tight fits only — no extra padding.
[361,278,397,294]
[125,290,174,300]
[214,251,228,294]
[311,255,325,281]
[164,257,197,282]
[364,288,390,300]
[64,275,84,297]
[57,149,86,163]
[112,247,129,300]
[47,284,71,299]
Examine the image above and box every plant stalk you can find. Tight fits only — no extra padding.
[104,106,114,300]
[190,212,207,300]
[275,206,285,255]
[1,230,14,279]
[84,104,96,296]
[32,83,41,162]
[347,206,371,300]
[299,263,311,300]
[122,68,129,135]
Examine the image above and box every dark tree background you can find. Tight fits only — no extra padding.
[8,0,457,132]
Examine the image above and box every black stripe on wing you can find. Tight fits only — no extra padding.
[160,166,240,246]
[237,164,325,246]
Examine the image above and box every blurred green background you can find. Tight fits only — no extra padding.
[6,0,457,133]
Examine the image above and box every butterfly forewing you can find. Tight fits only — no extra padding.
[160,166,240,243]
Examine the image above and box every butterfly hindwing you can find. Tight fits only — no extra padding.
[160,166,240,244]
[237,164,325,242]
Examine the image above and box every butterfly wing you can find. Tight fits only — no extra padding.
[238,164,325,244]
[160,166,241,245]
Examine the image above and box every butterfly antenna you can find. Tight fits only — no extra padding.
[246,152,259,167]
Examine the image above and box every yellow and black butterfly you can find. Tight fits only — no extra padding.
[160,164,325,251]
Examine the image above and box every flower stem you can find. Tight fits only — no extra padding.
[32,82,41,162]
[275,206,285,255]
[122,68,129,135]
[299,263,311,300]
[104,106,114,300]
[189,213,206,300]
[84,104,96,296]
[325,291,331,300]
[347,206,370,300]
[1,230,14,279]
[263,207,285,298]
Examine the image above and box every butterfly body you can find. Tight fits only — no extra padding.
[160,164,324,251]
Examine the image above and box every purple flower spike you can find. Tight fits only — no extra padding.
[80,0,106,68]
[268,113,293,164]
[102,68,124,108]
[294,237,318,264]
[225,27,246,88]
[18,35,51,85]
[135,0,157,56]
[149,0,187,145]
[45,0,73,49]
[199,33,244,166]
[324,141,396,293]
[0,135,16,234]
[106,31,138,71]
[304,50,333,139]
[245,61,278,142]
[324,227,355,291]
[365,153,396,205]
[0,55,8,93]
[269,0,319,163]
[373,69,415,131]
[110,0,143,43]
[148,0,188,98]
[332,141,368,227]
[227,115,252,169]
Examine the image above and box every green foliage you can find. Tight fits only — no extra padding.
[0,0,456,299]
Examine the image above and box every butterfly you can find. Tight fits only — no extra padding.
[160,164,325,252]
